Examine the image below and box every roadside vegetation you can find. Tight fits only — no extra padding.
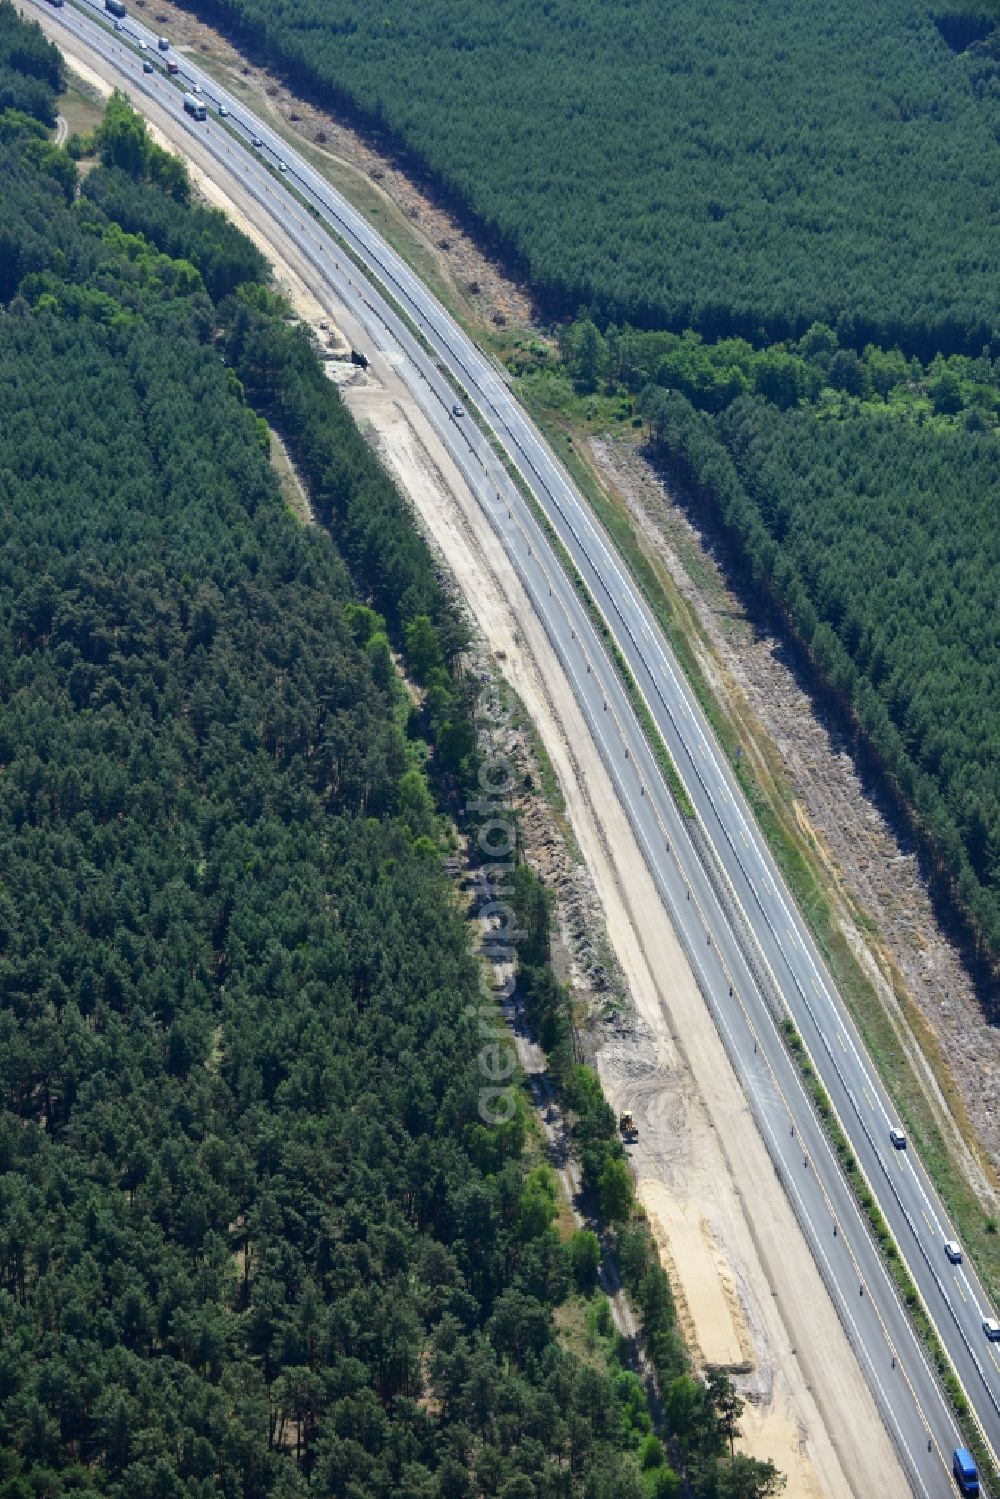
[519,319,1000,1287]
[175,0,1000,976]
[0,9,787,1496]
[176,0,1000,357]
[167,0,1000,1309]
[212,27,1000,1315]
[642,385,1000,971]
[137,0,1000,1474]
[518,316,1000,975]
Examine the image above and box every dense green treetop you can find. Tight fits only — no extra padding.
[0,0,62,124]
[165,0,1000,964]
[0,124,639,1496]
[0,20,780,1493]
[642,384,1000,968]
[181,0,1000,354]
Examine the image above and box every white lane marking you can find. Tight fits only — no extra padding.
[70,6,986,1469]
[120,2,990,1427]
[900,1157,945,1240]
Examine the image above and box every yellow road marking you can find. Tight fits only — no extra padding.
[812,977,821,994]
[863,1088,875,1110]
[922,1209,932,1232]
[740,828,748,846]
[838,1032,847,1051]
[954,1275,966,1302]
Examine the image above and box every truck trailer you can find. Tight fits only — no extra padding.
[105,0,126,18]
[183,93,206,120]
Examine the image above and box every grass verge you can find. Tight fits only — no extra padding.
[187,51,481,330]
[59,75,106,136]
[783,1017,999,1495]
[513,383,1000,1314]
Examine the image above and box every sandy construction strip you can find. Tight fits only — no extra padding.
[345,366,905,1499]
[742,1400,829,1499]
[27,14,911,1495]
[640,1178,827,1498]
[640,1178,751,1371]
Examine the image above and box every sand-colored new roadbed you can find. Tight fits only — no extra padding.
[353,359,899,1499]
[640,1180,750,1371]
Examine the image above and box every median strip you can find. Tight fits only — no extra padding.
[257,124,1000,1492]
[782,1016,999,1495]
[236,133,699,824]
[68,25,996,1481]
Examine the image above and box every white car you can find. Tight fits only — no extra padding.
[889,1127,906,1150]
[218,104,228,117]
[451,403,465,418]
[278,160,287,172]
[944,1241,962,1264]
[984,1317,1000,1342]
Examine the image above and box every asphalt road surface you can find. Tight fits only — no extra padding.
[34,2,1000,1491]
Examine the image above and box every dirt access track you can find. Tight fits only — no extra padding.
[29,11,910,1495]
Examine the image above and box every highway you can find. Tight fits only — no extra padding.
[33,2,1000,1492]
